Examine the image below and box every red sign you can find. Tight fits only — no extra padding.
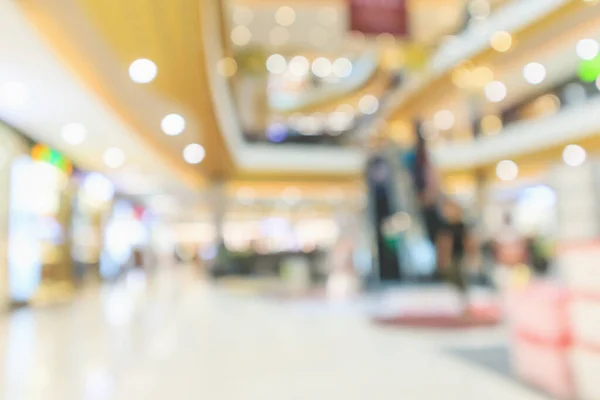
[349,0,409,37]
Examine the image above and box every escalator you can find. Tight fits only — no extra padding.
[366,133,438,284]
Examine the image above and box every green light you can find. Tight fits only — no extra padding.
[49,149,63,167]
[578,56,600,82]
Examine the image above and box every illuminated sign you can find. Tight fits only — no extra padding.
[31,144,72,174]
[348,0,409,37]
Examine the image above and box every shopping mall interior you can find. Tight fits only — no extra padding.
[2,0,600,398]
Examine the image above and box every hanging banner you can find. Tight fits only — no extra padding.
[349,0,409,37]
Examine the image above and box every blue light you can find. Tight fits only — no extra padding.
[266,123,288,143]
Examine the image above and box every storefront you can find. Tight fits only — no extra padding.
[71,172,115,283]
[7,143,76,305]
[0,122,29,309]
[101,198,151,279]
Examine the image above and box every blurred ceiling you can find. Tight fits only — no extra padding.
[20,0,236,179]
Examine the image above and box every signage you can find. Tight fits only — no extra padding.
[348,0,409,37]
[31,144,72,174]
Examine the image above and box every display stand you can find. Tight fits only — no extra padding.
[554,162,600,400]
[508,162,600,399]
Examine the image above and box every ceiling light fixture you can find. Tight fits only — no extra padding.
[129,59,157,84]
[183,143,206,164]
[523,62,546,85]
[563,144,586,167]
[289,56,310,77]
[490,31,512,52]
[275,6,296,27]
[311,57,332,78]
[103,147,126,169]
[231,25,252,46]
[358,95,379,115]
[266,54,287,74]
[61,123,87,145]
[484,80,507,102]
[332,58,353,78]
[577,38,599,61]
[161,114,185,136]
[481,115,503,135]
[217,57,237,77]
[496,160,518,181]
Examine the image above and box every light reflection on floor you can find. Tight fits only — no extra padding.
[0,267,551,400]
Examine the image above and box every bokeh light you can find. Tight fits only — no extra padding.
[183,143,205,164]
[129,59,157,84]
[496,160,518,181]
[523,62,546,85]
[161,114,186,136]
[562,144,586,166]
[266,54,287,74]
[490,31,513,52]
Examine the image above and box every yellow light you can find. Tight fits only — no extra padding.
[472,66,494,86]
[452,66,471,88]
[275,6,296,27]
[481,115,502,135]
[490,31,512,52]
[388,120,412,144]
[217,57,237,77]
[231,26,251,46]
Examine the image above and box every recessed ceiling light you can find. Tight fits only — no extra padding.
[311,57,332,78]
[481,115,503,135]
[289,56,310,77]
[577,38,599,61]
[562,144,586,166]
[484,80,507,102]
[0,81,29,107]
[231,26,252,46]
[183,143,205,164]
[332,58,353,78]
[61,123,87,145]
[523,62,546,85]
[266,54,287,74]
[358,95,379,115]
[103,147,126,169]
[161,114,185,136]
[129,59,157,84]
[217,57,238,77]
[490,31,512,52]
[496,160,518,181]
[275,6,296,27]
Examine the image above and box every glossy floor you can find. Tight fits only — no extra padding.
[0,268,550,400]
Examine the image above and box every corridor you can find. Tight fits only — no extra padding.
[0,269,550,400]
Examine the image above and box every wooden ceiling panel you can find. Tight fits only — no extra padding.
[21,0,235,179]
